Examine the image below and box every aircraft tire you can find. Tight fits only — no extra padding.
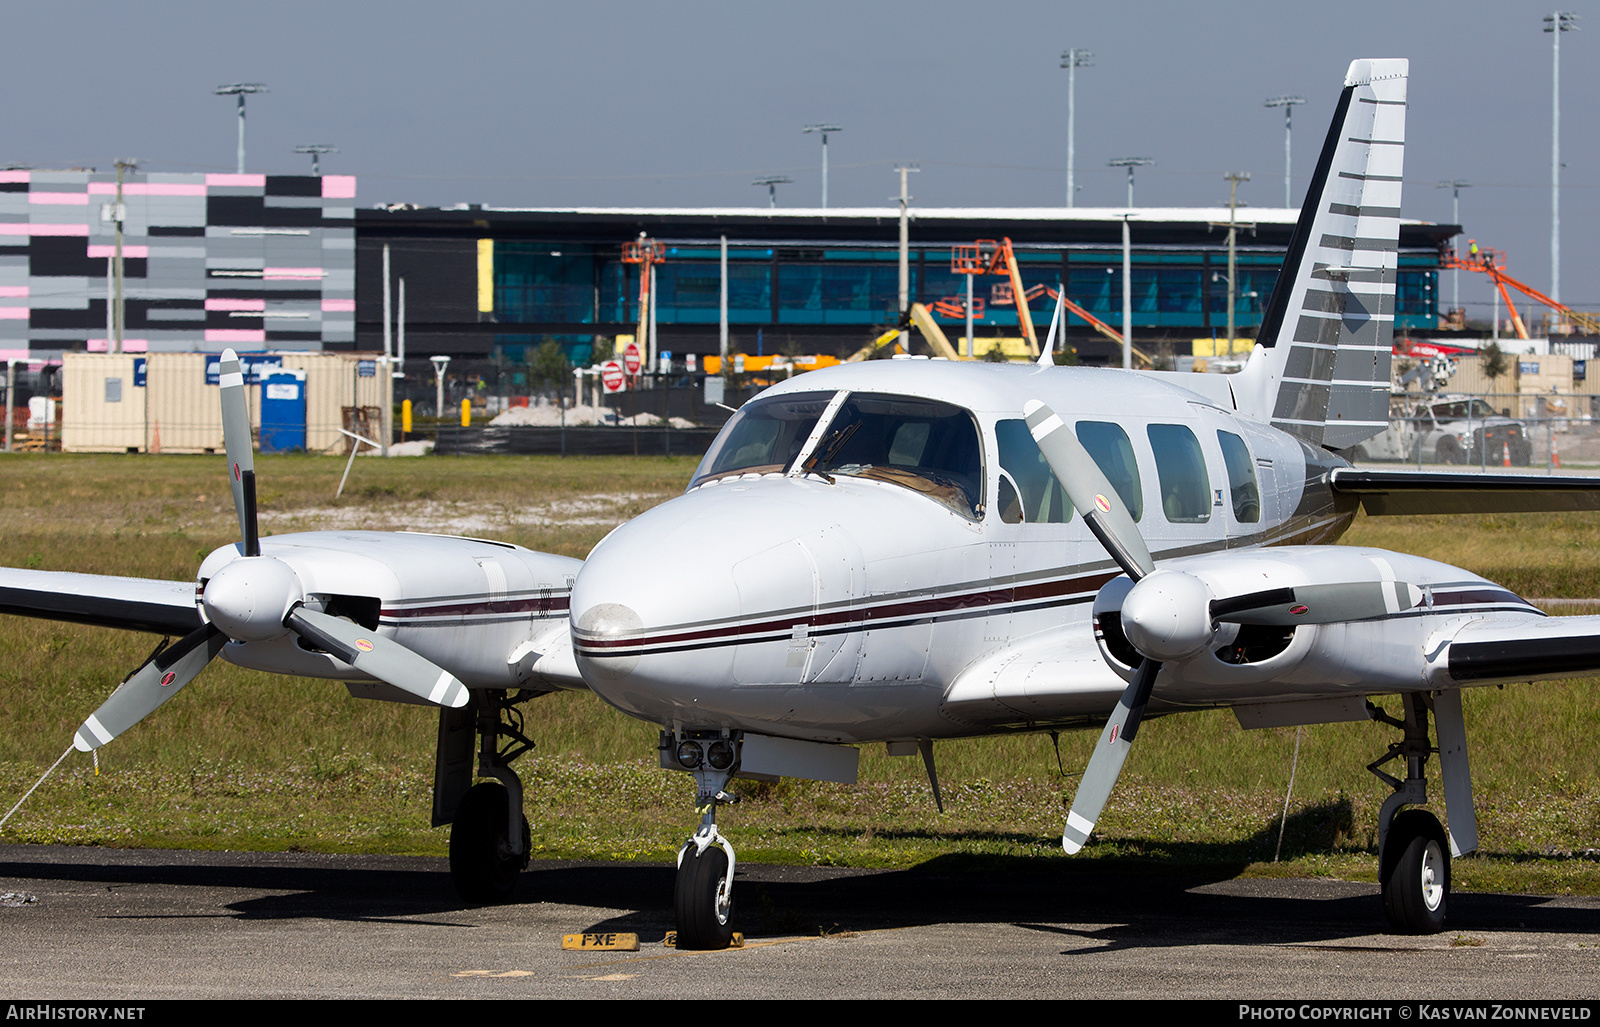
[449,781,530,903]
[674,844,734,950]
[1381,809,1449,934]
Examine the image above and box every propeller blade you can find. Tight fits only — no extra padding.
[285,606,469,708]
[1063,657,1161,854]
[1212,580,1422,626]
[1024,400,1153,580]
[73,624,226,752]
[218,348,259,557]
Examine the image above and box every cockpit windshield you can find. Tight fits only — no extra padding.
[690,389,984,519]
[690,391,834,487]
[802,393,983,519]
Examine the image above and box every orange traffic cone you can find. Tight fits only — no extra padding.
[1502,440,1511,467]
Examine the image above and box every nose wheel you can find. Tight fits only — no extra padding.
[675,825,736,950]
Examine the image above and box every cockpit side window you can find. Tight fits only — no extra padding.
[1074,421,1144,522]
[811,393,983,519]
[690,391,834,488]
[1147,423,1212,523]
[994,419,1072,524]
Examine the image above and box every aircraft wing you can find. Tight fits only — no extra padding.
[0,568,201,636]
[1329,469,1600,516]
[940,624,1127,731]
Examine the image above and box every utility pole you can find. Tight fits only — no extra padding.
[430,355,450,419]
[895,166,919,314]
[1263,96,1307,208]
[719,234,729,361]
[293,144,337,175]
[1224,172,1251,356]
[1060,48,1092,207]
[112,158,137,355]
[1107,157,1153,207]
[214,84,267,174]
[1436,180,1471,321]
[802,124,842,208]
[1545,11,1578,305]
[1121,215,1133,370]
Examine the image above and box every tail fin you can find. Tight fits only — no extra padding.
[1233,58,1407,451]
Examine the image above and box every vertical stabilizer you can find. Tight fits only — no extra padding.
[1233,59,1407,451]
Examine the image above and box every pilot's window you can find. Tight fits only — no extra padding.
[809,393,983,519]
[1217,430,1260,523]
[1147,423,1211,523]
[690,390,834,487]
[994,419,1072,524]
[1074,421,1143,522]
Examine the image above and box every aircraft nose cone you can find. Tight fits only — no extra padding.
[202,556,302,642]
[1119,569,1215,662]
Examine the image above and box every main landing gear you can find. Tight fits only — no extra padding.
[434,690,541,903]
[1366,692,1477,935]
[668,730,741,949]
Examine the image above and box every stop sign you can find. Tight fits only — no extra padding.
[600,361,626,393]
[622,341,642,376]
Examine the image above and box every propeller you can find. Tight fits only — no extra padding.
[1023,400,1419,854]
[70,350,468,754]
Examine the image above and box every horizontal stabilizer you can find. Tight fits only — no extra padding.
[1329,469,1600,515]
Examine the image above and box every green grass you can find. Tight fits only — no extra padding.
[1,452,1598,899]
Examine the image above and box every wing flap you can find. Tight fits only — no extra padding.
[1330,468,1600,515]
[0,568,201,635]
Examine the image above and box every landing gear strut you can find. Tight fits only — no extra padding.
[437,690,541,903]
[668,730,741,949]
[1367,692,1474,935]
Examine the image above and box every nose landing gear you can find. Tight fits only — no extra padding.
[666,730,742,949]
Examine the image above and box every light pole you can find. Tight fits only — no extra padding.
[1545,11,1578,305]
[293,144,337,175]
[1060,48,1092,207]
[752,175,792,208]
[1436,180,1471,321]
[430,355,450,419]
[214,83,267,174]
[1224,172,1250,356]
[1107,157,1153,207]
[802,124,841,208]
[1263,96,1307,208]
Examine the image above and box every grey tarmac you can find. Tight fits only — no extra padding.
[0,844,1596,1001]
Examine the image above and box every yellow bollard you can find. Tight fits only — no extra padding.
[401,399,412,436]
[461,398,471,427]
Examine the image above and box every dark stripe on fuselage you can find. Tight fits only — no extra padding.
[381,594,570,620]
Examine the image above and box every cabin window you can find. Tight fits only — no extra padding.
[1147,423,1211,523]
[690,390,834,486]
[993,419,1072,524]
[1074,421,1143,522]
[1217,431,1261,523]
[807,393,983,519]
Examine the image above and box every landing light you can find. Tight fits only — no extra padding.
[676,740,704,769]
[707,739,736,771]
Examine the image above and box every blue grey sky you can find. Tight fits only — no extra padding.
[4,0,1593,320]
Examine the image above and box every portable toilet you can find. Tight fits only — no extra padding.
[260,369,307,453]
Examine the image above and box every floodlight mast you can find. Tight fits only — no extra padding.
[1107,157,1153,207]
[1263,95,1307,208]
[293,144,337,176]
[802,124,842,208]
[1545,11,1578,305]
[1060,48,1092,207]
[752,175,792,208]
[1436,180,1472,318]
[214,83,267,174]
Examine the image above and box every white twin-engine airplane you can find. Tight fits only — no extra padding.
[4,58,1600,949]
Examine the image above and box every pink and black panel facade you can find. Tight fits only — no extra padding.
[0,171,356,361]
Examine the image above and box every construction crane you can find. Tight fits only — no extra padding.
[1444,242,1600,339]
[844,303,963,362]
